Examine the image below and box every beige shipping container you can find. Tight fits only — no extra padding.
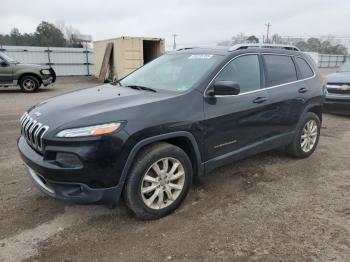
[93,36,165,80]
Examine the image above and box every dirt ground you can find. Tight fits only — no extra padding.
[0,77,349,262]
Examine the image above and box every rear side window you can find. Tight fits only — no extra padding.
[295,57,314,79]
[215,54,261,93]
[264,55,297,87]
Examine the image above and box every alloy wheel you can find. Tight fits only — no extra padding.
[141,157,185,210]
[300,119,318,153]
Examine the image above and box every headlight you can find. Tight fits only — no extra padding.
[56,123,121,138]
[40,69,51,75]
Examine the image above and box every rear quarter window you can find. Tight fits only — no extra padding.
[295,57,314,79]
[264,54,297,87]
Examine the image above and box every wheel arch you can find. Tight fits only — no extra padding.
[115,132,203,203]
[306,104,323,123]
[18,73,42,85]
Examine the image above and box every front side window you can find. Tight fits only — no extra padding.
[296,57,314,79]
[264,55,297,87]
[0,52,17,63]
[215,54,261,93]
[120,53,222,92]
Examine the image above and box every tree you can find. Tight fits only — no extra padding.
[271,34,286,44]
[56,21,82,47]
[35,21,66,47]
[296,37,347,54]
[9,28,21,45]
[246,35,259,43]
[231,33,247,44]
[306,38,321,52]
[295,41,308,51]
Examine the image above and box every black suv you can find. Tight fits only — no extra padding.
[18,44,324,219]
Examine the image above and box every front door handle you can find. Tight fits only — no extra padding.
[253,97,267,104]
[298,87,308,94]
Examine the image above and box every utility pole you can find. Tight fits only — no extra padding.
[265,22,272,43]
[172,34,178,50]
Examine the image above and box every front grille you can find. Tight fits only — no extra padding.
[327,89,350,95]
[327,83,350,95]
[20,112,49,152]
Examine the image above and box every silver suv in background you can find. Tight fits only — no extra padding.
[0,52,56,93]
[324,61,350,115]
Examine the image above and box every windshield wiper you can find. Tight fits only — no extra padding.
[109,79,121,86]
[124,85,157,93]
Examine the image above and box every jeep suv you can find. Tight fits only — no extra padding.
[0,52,56,93]
[18,44,324,219]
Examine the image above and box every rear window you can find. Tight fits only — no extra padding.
[295,57,314,79]
[264,55,297,87]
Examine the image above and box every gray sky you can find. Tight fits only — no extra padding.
[1,0,350,48]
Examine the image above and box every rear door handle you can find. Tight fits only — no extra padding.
[253,97,267,104]
[298,87,308,94]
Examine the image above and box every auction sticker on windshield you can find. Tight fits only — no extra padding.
[188,54,213,59]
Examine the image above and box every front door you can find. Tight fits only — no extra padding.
[203,54,273,170]
[0,57,13,84]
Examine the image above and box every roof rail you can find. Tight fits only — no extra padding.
[229,43,300,52]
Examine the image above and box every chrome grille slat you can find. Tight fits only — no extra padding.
[19,112,49,153]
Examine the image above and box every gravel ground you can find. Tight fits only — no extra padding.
[0,77,349,262]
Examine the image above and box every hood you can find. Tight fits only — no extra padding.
[27,84,173,132]
[327,71,350,84]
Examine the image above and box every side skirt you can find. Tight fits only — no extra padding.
[204,132,295,175]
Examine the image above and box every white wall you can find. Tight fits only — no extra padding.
[0,45,95,76]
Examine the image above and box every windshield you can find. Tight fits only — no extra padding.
[120,53,221,91]
[0,52,17,63]
[339,61,350,72]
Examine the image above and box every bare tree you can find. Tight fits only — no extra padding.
[56,21,81,47]
[231,33,247,44]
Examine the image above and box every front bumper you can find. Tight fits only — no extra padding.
[17,131,129,206]
[42,77,54,86]
[324,93,350,115]
[27,166,120,205]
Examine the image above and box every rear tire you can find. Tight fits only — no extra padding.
[19,75,40,93]
[123,142,192,220]
[286,112,321,158]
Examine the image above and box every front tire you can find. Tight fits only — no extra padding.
[287,112,321,158]
[19,75,40,93]
[123,142,192,220]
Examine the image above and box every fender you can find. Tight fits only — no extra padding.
[301,96,324,122]
[110,131,203,207]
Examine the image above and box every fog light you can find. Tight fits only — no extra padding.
[55,152,82,168]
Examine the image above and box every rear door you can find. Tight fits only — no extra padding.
[0,56,13,84]
[294,56,317,97]
[203,54,272,165]
[262,54,303,135]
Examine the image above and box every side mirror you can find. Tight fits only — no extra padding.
[0,61,8,67]
[207,81,240,96]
